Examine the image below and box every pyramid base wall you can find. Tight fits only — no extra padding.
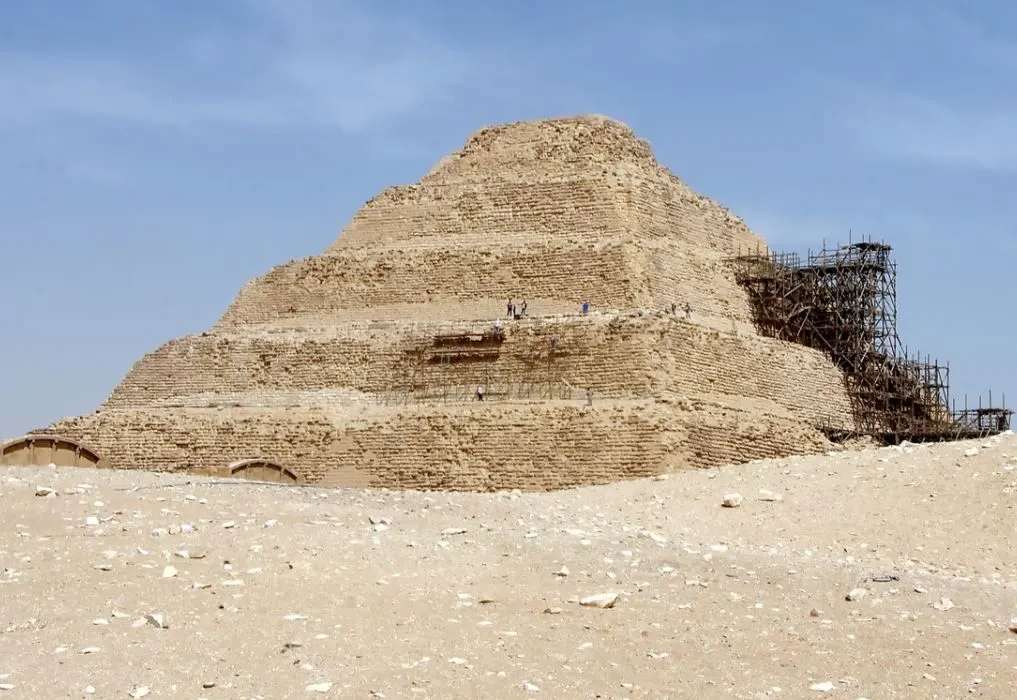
[42,399,832,492]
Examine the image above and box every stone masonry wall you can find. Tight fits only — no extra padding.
[47,408,347,479]
[653,320,856,429]
[408,116,766,254]
[621,175,764,255]
[103,317,647,409]
[635,244,756,324]
[216,241,639,328]
[331,179,625,251]
[321,400,830,490]
[47,399,831,491]
[102,313,852,431]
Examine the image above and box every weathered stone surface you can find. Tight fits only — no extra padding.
[32,115,856,489]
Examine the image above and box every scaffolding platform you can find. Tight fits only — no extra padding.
[733,234,1009,444]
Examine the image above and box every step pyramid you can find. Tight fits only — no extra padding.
[39,116,853,489]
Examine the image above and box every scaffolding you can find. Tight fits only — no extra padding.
[951,393,1012,435]
[732,235,1012,443]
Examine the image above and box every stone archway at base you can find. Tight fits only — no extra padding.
[0,434,103,468]
[225,458,303,485]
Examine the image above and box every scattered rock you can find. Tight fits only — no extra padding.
[758,489,782,502]
[845,588,868,602]
[809,681,836,692]
[143,613,167,629]
[161,566,178,578]
[306,682,334,693]
[870,574,899,583]
[129,686,150,698]
[640,530,668,544]
[34,486,56,497]
[579,593,619,609]
[173,549,206,560]
[932,598,955,611]
[721,493,744,508]
[964,447,979,457]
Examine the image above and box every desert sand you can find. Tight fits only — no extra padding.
[2,434,1016,699]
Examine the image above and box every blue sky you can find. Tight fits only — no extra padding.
[2,0,1015,436]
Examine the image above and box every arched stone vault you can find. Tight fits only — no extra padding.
[0,434,103,468]
[226,458,303,484]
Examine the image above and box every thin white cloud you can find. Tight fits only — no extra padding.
[0,52,284,129]
[878,6,1017,72]
[832,7,1017,171]
[0,0,475,134]
[737,210,853,249]
[737,206,942,252]
[837,90,1017,172]
[634,24,762,64]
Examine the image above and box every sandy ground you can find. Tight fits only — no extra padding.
[2,436,1016,699]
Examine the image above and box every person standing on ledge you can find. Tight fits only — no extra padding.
[582,300,590,314]
[586,388,593,406]
[476,384,486,401]
[684,302,692,320]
